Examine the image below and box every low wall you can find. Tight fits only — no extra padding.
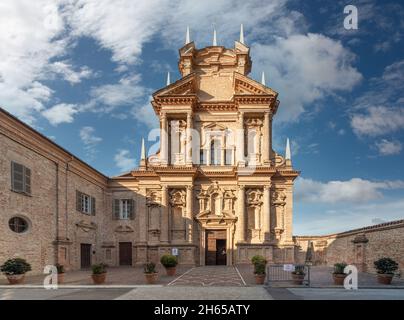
[294,219,404,275]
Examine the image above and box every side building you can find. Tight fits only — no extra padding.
[0,109,109,273]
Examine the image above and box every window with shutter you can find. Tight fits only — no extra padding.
[130,199,135,220]
[113,199,120,220]
[24,167,31,195]
[76,191,82,211]
[91,197,96,215]
[11,162,24,193]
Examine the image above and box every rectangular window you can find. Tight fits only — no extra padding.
[76,191,96,215]
[105,249,112,260]
[200,149,205,165]
[11,161,31,195]
[225,149,233,165]
[113,199,134,220]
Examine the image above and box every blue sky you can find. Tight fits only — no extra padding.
[1,0,403,235]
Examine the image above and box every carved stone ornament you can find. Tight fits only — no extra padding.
[169,189,186,207]
[272,190,286,206]
[146,190,161,207]
[75,221,97,232]
[246,189,263,208]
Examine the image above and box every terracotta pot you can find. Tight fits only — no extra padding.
[57,273,65,284]
[91,273,107,285]
[291,273,305,285]
[254,274,266,285]
[145,273,158,284]
[333,273,347,285]
[6,274,25,285]
[377,273,393,285]
[165,267,176,276]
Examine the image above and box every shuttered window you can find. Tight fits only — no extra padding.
[113,199,135,220]
[11,161,31,195]
[76,191,96,215]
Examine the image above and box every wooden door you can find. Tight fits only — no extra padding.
[205,230,227,265]
[80,243,91,269]
[216,239,227,265]
[119,242,133,266]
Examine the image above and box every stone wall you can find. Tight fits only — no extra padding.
[294,220,404,275]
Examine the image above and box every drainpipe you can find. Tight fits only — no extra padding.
[55,162,59,265]
[65,156,74,267]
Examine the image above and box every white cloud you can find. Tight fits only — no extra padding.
[42,103,78,125]
[295,177,404,204]
[80,126,102,145]
[114,149,136,172]
[64,0,299,65]
[131,99,159,129]
[252,33,362,122]
[351,60,404,137]
[84,74,148,113]
[351,106,404,137]
[0,1,67,123]
[375,139,402,156]
[46,60,94,84]
[79,126,102,160]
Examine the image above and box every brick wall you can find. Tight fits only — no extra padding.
[295,220,404,275]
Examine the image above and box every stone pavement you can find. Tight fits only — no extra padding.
[0,265,193,286]
[116,286,272,300]
[168,266,246,286]
[285,288,404,300]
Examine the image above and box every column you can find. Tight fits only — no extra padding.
[160,112,168,165]
[237,185,246,242]
[160,185,169,243]
[138,189,147,244]
[186,112,193,165]
[186,186,193,243]
[220,136,225,166]
[236,111,245,166]
[263,185,271,242]
[263,112,271,165]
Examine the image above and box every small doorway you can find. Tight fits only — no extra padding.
[119,242,133,266]
[80,243,92,269]
[205,230,227,265]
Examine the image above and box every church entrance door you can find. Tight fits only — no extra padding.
[205,230,227,265]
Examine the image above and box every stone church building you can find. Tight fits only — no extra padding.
[0,32,300,274]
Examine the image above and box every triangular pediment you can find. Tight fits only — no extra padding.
[233,72,278,96]
[153,73,196,97]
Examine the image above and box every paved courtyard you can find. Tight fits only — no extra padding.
[168,266,246,286]
[0,265,403,300]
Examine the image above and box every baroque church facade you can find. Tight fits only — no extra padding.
[0,29,299,274]
[109,31,299,266]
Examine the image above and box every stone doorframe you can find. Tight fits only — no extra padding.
[196,215,237,266]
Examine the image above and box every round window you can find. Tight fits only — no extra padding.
[8,217,29,233]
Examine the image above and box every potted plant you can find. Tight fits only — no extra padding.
[160,254,178,276]
[374,257,398,285]
[291,264,306,285]
[0,258,32,285]
[144,262,158,284]
[91,263,107,284]
[251,255,267,285]
[332,262,348,285]
[56,263,65,284]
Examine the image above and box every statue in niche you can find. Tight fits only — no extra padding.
[271,190,286,240]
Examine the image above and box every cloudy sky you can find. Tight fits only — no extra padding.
[1,0,403,235]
